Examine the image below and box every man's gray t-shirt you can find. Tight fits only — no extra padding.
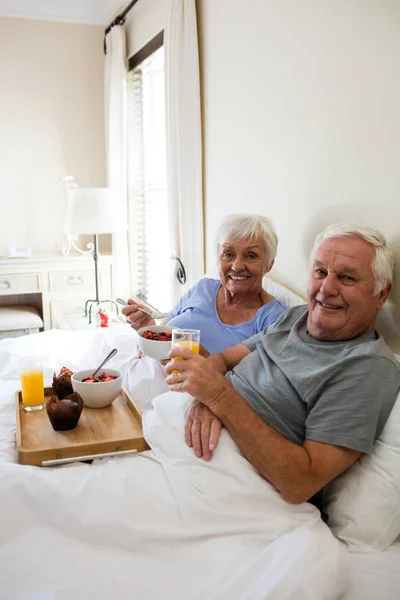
[226,305,400,453]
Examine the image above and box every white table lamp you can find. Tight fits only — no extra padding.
[63,187,127,322]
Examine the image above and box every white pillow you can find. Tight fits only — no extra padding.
[322,357,400,552]
[261,277,306,308]
[203,271,306,309]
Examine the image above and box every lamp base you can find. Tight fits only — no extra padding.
[84,299,119,325]
[62,234,94,257]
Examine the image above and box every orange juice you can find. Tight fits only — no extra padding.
[173,340,200,354]
[21,369,44,408]
[171,330,201,373]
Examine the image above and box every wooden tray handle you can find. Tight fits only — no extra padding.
[41,448,138,467]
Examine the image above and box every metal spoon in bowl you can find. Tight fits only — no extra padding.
[91,348,118,379]
[116,298,168,320]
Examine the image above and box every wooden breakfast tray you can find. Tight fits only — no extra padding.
[15,387,150,467]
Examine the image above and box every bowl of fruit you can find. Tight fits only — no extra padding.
[71,369,122,409]
[136,325,176,361]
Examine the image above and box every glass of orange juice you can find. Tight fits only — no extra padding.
[20,358,45,412]
[171,329,200,373]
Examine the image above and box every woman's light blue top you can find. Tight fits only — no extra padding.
[167,278,287,354]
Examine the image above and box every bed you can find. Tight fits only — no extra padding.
[343,541,400,600]
[0,281,399,599]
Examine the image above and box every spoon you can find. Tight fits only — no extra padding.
[91,348,118,378]
[116,298,169,320]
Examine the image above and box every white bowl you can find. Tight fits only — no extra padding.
[71,369,122,409]
[136,325,176,361]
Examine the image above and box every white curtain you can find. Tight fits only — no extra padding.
[165,0,204,302]
[105,26,130,300]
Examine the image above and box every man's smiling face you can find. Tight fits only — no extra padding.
[307,236,390,341]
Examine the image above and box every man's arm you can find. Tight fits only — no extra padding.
[207,343,250,374]
[208,384,361,504]
[166,348,360,502]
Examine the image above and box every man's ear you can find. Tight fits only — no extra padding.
[264,259,275,275]
[376,282,392,311]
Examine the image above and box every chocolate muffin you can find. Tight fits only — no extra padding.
[52,366,73,400]
[46,392,84,431]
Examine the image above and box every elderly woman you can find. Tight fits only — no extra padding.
[122,214,287,354]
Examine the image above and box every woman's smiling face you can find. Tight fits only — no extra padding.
[217,236,272,297]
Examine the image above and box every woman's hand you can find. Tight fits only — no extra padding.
[165,347,231,408]
[185,401,222,460]
[121,299,155,331]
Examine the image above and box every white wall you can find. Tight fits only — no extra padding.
[197,0,400,323]
[0,17,107,256]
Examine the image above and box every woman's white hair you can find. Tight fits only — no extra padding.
[215,214,278,266]
[311,223,394,295]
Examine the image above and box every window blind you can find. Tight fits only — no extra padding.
[127,46,174,313]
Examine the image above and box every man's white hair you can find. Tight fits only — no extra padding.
[311,223,394,295]
[215,214,278,266]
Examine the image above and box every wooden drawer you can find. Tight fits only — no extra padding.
[48,269,111,295]
[0,273,41,295]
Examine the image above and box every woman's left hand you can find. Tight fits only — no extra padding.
[165,347,230,407]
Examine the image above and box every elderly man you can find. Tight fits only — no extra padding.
[165,223,400,504]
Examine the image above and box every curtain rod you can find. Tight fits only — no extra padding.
[104,0,139,54]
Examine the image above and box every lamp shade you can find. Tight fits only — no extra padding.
[63,188,127,235]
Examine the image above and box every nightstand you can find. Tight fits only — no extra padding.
[0,254,113,330]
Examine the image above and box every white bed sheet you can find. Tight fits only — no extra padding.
[0,329,349,600]
[342,541,400,600]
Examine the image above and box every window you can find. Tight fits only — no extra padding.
[127,41,173,312]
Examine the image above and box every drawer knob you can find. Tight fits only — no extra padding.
[67,276,84,286]
[0,279,11,289]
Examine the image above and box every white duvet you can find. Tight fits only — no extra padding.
[0,328,348,600]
